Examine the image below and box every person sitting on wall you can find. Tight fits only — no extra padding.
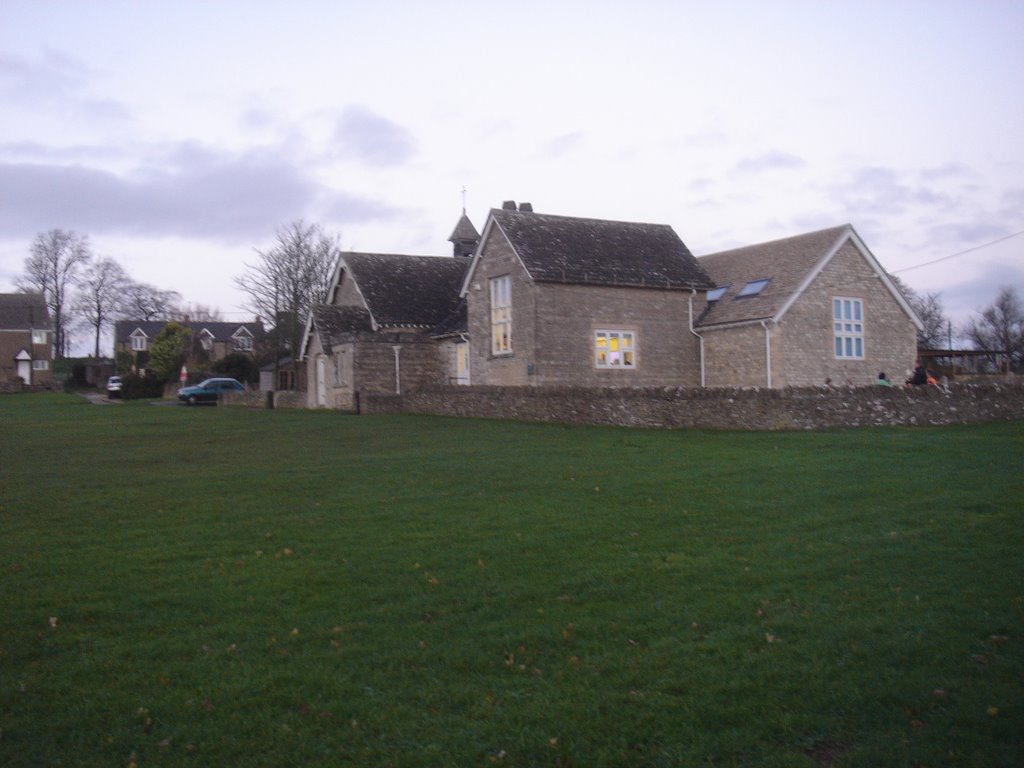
[875,372,892,386]
[906,362,928,387]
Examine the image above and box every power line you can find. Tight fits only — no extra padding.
[891,228,1024,274]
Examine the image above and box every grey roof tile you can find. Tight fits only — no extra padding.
[490,208,713,290]
[448,213,480,243]
[697,225,850,327]
[342,253,469,328]
[0,293,50,330]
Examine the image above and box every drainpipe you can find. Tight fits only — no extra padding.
[392,345,402,395]
[761,320,772,389]
[687,288,706,387]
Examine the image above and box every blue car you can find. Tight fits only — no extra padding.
[177,377,245,405]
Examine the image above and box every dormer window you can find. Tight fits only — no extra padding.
[199,328,215,351]
[737,278,770,297]
[232,328,254,351]
[707,286,728,302]
[130,331,148,351]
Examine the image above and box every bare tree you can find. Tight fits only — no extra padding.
[890,275,950,349]
[123,282,181,321]
[235,220,338,378]
[74,258,129,358]
[963,286,1024,372]
[17,229,92,357]
[178,303,223,322]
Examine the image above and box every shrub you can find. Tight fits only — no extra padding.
[211,352,259,384]
[119,372,164,399]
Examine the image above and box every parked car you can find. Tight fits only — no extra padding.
[106,376,123,398]
[177,377,245,405]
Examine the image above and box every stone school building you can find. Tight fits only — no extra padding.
[302,202,922,409]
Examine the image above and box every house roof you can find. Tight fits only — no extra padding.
[431,297,468,338]
[696,224,921,330]
[448,212,480,244]
[0,293,51,330]
[113,320,263,343]
[339,253,470,328]
[310,305,374,351]
[471,208,713,291]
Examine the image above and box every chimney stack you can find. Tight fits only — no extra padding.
[519,202,533,212]
[502,200,517,210]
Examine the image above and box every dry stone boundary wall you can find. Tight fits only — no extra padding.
[359,380,1024,431]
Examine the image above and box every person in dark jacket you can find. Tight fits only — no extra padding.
[907,361,928,387]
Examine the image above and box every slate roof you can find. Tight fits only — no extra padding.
[697,225,853,327]
[310,305,374,350]
[431,297,468,338]
[0,293,50,330]
[341,253,470,328]
[448,213,480,243]
[113,320,263,343]
[486,208,713,290]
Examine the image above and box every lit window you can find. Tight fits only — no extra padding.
[31,330,47,344]
[833,297,864,359]
[490,275,512,355]
[737,278,770,297]
[707,286,728,301]
[595,330,636,369]
[131,333,148,351]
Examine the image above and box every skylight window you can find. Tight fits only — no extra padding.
[707,286,728,301]
[736,278,770,297]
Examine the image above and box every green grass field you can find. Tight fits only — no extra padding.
[1,394,1021,767]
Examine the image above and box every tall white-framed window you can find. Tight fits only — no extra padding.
[833,297,864,359]
[31,329,47,345]
[594,330,637,368]
[490,275,512,355]
[131,333,148,351]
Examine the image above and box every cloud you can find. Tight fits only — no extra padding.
[0,49,131,124]
[542,131,585,158]
[734,150,805,174]
[828,166,954,219]
[918,163,975,182]
[0,49,83,99]
[332,105,416,167]
[922,221,1015,251]
[0,146,401,241]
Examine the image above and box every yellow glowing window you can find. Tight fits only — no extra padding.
[490,275,512,355]
[595,330,636,368]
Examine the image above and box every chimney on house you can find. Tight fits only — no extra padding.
[502,200,517,210]
[519,202,533,212]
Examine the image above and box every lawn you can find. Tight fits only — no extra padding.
[0,394,1021,767]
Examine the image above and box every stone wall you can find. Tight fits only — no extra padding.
[360,380,1024,430]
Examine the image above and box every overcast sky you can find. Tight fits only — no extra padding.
[2,0,1022,352]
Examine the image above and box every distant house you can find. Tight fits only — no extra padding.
[0,293,53,387]
[461,202,714,387]
[114,319,263,370]
[697,225,922,388]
